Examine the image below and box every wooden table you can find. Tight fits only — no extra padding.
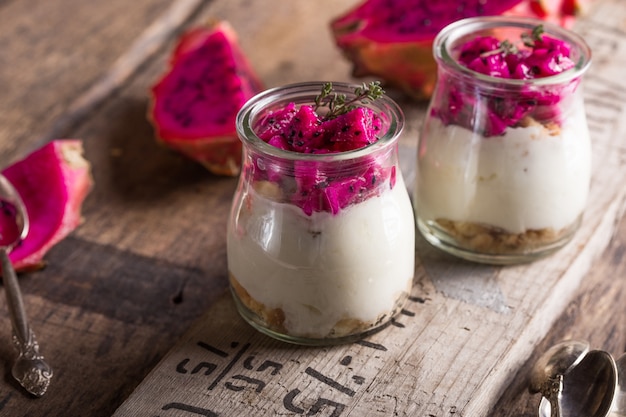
[1,1,625,416]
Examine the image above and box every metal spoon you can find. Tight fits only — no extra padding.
[558,350,617,417]
[533,342,617,417]
[0,174,52,396]
[608,353,626,416]
[530,340,590,417]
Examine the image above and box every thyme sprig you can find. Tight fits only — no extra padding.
[521,24,545,47]
[480,24,545,58]
[481,39,518,58]
[314,81,385,120]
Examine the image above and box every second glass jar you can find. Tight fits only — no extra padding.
[415,17,592,264]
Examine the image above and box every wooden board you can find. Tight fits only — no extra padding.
[112,1,626,416]
[0,0,624,415]
[0,0,194,161]
[0,2,216,416]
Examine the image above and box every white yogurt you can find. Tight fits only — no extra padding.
[416,103,591,234]
[227,175,415,339]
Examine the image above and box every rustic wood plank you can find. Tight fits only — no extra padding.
[0,0,193,161]
[39,0,209,144]
[492,212,626,416]
[110,0,626,416]
[0,0,624,416]
[0,1,216,415]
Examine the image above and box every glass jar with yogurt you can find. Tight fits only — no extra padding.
[227,82,415,345]
[415,16,592,264]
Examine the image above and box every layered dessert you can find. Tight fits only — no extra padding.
[416,24,591,257]
[228,83,415,341]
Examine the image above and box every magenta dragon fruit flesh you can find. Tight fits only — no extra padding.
[331,0,590,100]
[251,83,396,216]
[0,199,20,247]
[2,140,93,273]
[434,24,581,136]
[149,21,263,176]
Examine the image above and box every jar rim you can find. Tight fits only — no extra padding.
[236,81,405,162]
[434,16,592,87]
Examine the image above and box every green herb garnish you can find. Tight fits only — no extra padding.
[314,81,385,120]
[481,39,519,58]
[480,25,545,58]
[522,24,545,47]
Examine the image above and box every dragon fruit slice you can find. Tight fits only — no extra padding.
[2,140,93,272]
[0,200,20,247]
[254,102,391,215]
[331,0,591,100]
[256,104,381,154]
[435,26,579,137]
[149,21,263,176]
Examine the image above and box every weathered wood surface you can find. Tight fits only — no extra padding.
[114,0,626,416]
[0,0,624,416]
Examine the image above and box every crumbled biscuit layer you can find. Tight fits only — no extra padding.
[230,273,286,333]
[229,273,404,339]
[517,115,561,136]
[436,219,563,254]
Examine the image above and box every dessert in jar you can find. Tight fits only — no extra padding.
[227,82,415,345]
[415,17,592,264]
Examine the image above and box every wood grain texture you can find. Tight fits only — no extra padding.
[0,1,215,416]
[112,1,626,416]
[492,213,626,416]
[0,0,183,160]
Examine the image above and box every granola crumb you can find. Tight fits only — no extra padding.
[230,273,286,332]
[229,273,408,339]
[436,219,562,253]
[517,116,561,136]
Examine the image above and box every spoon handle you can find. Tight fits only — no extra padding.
[1,248,53,397]
[1,248,29,344]
[546,375,563,417]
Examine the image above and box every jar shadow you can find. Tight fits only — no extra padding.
[416,232,510,314]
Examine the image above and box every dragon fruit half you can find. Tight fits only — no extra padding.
[331,0,591,100]
[149,21,263,176]
[3,140,93,272]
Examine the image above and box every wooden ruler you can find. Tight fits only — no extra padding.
[113,1,626,415]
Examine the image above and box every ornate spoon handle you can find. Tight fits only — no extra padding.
[544,375,563,417]
[1,248,52,396]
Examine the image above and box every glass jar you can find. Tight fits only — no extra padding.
[415,17,592,264]
[227,82,415,345]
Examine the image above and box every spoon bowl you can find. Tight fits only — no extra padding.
[609,352,626,416]
[530,340,590,395]
[533,343,617,417]
[559,350,617,417]
[530,340,590,416]
[0,174,53,396]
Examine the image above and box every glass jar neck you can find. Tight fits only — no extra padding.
[236,81,404,164]
[433,16,592,91]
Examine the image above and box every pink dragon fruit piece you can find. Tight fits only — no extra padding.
[437,27,580,136]
[0,200,20,247]
[2,140,93,272]
[258,104,327,154]
[256,104,381,154]
[256,103,299,150]
[254,102,393,215]
[149,21,263,176]
[320,107,382,153]
[331,0,592,100]
[292,164,381,216]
